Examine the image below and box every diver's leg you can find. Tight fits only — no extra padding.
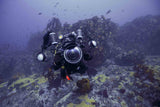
[51,63,61,71]
[60,68,66,79]
[78,61,88,74]
[61,68,73,80]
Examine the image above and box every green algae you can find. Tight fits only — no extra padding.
[55,93,72,106]
[8,74,36,89]
[37,76,47,84]
[121,100,128,107]
[137,95,143,102]
[93,74,109,84]
[8,74,47,89]
[118,82,125,89]
[129,72,135,77]
[129,82,133,86]
[0,82,8,88]
[67,94,95,107]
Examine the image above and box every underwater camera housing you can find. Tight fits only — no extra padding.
[60,30,83,64]
[64,46,83,64]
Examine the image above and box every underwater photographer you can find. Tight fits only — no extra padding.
[37,29,97,80]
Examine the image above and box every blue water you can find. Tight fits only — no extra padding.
[0,0,160,50]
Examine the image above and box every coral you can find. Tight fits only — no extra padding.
[76,78,91,94]
[133,64,155,82]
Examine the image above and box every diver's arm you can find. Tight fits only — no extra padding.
[38,32,58,62]
[41,32,51,51]
[41,32,57,51]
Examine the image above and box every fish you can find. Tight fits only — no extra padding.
[106,9,111,15]
[54,2,59,7]
[38,12,42,15]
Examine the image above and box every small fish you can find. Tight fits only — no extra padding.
[106,9,111,15]
[38,12,42,15]
[54,2,59,7]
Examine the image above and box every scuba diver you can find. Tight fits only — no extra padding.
[37,29,97,80]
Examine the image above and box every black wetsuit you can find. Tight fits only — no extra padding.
[42,31,52,50]
[51,44,93,79]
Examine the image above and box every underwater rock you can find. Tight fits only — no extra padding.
[39,89,44,96]
[115,15,160,55]
[46,17,62,33]
[152,100,160,107]
[118,88,126,94]
[148,27,160,55]
[27,31,44,52]
[114,49,145,66]
[97,89,108,98]
[0,55,160,107]
[47,77,61,90]
[86,67,98,77]
[133,64,156,82]
[69,16,118,67]
[1,15,160,107]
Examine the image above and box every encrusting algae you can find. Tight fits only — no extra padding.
[7,74,47,89]
[93,74,110,84]
[67,94,96,107]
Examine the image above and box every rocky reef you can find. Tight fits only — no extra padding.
[0,55,160,107]
[0,15,160,107]
[116,15,160,55]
